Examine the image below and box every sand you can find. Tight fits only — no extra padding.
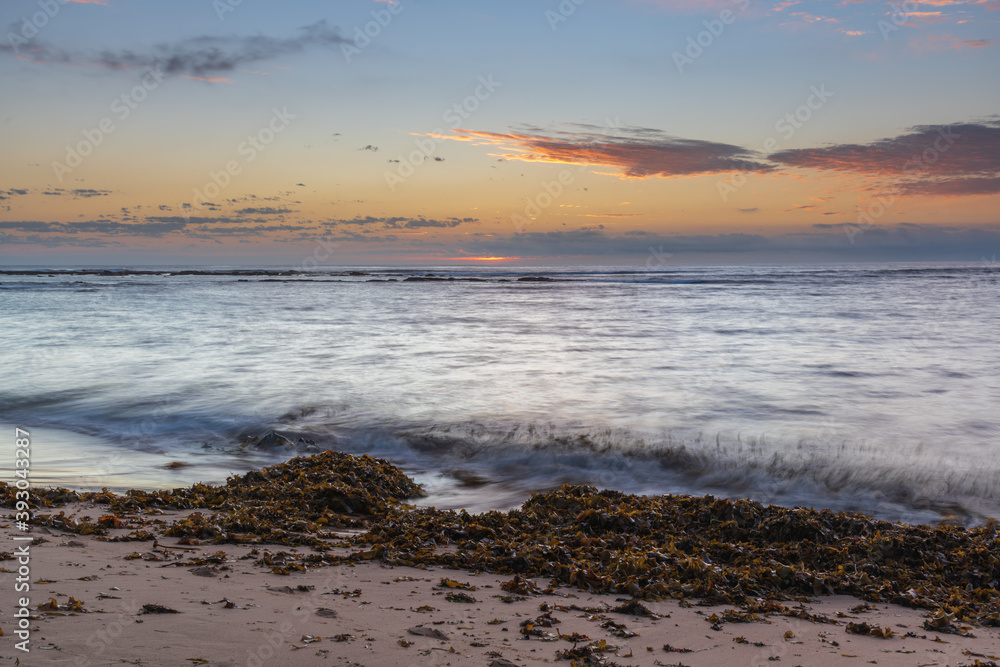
[4,503,1000,667]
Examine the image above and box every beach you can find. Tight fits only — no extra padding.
[4,0,998,658]
[5,450,1000,666]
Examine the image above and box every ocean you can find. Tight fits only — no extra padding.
[2,262,997,526]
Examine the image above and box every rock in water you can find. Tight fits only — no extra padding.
[245,430,295,450]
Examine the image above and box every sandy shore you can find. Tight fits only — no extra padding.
[4,502,1000,667]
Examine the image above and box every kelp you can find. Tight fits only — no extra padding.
[359,484,1000,626]
[38,596,87,614]
[845,622,896,638]
[7,451,1000,628]
[4,451,424,547]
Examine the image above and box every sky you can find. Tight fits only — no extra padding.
[0,0,998,266]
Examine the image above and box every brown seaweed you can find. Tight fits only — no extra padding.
[8,451,1000,630]
[359,485,1000,626]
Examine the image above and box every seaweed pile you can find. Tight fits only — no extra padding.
[359,485,1000,626]
[5,451,1000,627]
[1,451,423,545]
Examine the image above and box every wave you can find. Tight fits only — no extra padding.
[3,263,994,295]
[268,416,1000,526]
[5,390,996,526]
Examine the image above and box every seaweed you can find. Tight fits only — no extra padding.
[139,604,180,614]
[845,622,896,638]
[358,485,1000,625]
[11,450,1000,630]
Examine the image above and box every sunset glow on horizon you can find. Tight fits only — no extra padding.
[1,0,997,265]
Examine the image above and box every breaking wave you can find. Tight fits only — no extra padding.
[268,415,1000,526]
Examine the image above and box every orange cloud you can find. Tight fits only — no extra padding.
[787,11,840,22]
[438,125,775,178]
[773,0,801,11]
[902,10,947,20]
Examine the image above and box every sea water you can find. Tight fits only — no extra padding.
[1,262,997,525]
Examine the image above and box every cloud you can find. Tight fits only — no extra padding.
[911,34,993,51]
[902,11,946,21]
[0,234,120,248]
[403,218,466,229]
[450,225,1000,261]
[146,215,239,225]
[439,124,775,178]
[72,188,112,198]
[327,216,403,227]
[0,219,189,236]
[187,224,312,235]
[323,216,478,229]
[771,121,1000,175]
[0,214,320,241]
[236,207,295,215]
[895,176,1000,196]
[770,121,1000,196]
[1,21,347,77]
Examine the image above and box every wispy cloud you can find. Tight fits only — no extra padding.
[323,216,478,230]
[444,118,1000,198]
[72,188,112,198]
[1,21,347,77]
[236,207,296,215]
[895,176,1000,196]
[0,219,190,236]
[910,34,993,50]
[437,124,775,178]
